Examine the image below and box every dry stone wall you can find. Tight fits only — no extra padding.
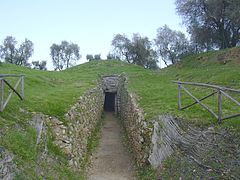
[48,85,104,169]
[44,75,194,170]
[116,76,194,169]
[1,74,203,178]
[65,86,104,168]
[34,74,218,173]
[102,75,119,93]
[117,77,153,167]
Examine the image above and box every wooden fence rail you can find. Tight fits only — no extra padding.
[0,74,24,112]
[173,81,240,123]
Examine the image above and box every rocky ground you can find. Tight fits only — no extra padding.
[157,122,240,179]
[0,147,16,180]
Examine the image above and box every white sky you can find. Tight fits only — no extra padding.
[0,0,186,69]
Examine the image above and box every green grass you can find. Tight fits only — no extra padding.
[0,47,240,178]
[1,49,239,126]
[2,128,36,161]
[127,47,240,128]
[137,166,157,180]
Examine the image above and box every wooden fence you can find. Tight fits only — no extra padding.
[0,74,24,112]
[173,81,240,123]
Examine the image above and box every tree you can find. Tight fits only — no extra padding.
[50,44,63,71]
[111,34,131,62]
[60,41,80,68]
[176,0,240,50]
[0,36,33,66]
[111,33,158,69]
[145,49,159,70]
[50,41,80,70]
[86,54,94,61]
[155,25,190,66]
[189,25,215,52]
[94,54,101,60]
[107,53,114,60]
[106,53,120,60]
[32,61,47,70]
[16,39,34,66]
[0,36,17,64]
[129,33,159,69]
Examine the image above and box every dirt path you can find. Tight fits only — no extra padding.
[88,112,136,180]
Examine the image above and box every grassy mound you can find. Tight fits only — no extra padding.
[0,47,240,178]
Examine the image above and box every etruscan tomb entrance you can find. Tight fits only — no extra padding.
[102,75,119,112]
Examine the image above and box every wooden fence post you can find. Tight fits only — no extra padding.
[173,81,240,123]
[0,79,4,112]
[178,83,181,110]
[218,89,222,123]
[21,76,24,99]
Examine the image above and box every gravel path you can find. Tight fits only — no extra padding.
[88,112,136,180]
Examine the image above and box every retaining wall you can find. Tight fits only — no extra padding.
[49,75,189,170]
[49,85,104,169]
[117,77,153,167]
[116,76,191,169]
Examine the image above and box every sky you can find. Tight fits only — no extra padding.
[0,0,186,69]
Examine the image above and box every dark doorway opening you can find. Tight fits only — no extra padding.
[104,92,116,112]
